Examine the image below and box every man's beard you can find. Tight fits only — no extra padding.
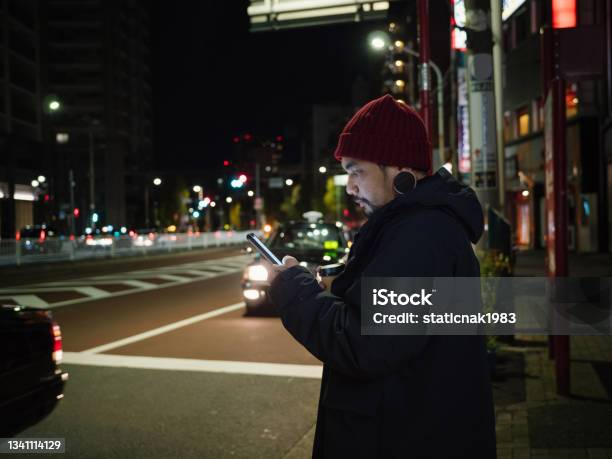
[354,198,380,217]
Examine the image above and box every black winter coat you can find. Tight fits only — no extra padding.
[269,168,497,458]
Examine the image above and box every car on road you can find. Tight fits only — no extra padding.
[242,219,350,315]
[0,305,68,436]
[19,225,62,254]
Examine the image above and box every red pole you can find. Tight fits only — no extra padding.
[552,76,570,396]
[542,25,570,396]
[541,26,556,360]
[418,0,433,137]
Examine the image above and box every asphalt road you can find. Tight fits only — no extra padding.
[3,248,322,458]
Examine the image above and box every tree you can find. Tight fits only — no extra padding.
[323,177,338,220]
[229,202,242,229]
[280,183,302,220]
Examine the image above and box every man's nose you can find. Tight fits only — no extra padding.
[346,177,358,196]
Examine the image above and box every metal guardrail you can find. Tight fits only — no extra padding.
[0,230,259,267]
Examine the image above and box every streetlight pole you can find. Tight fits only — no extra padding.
[369,33,445,167]
[144,184,150,228]
[69,169,76,236]
[255,162,262,229]
[88,126,96,229]
[417,0,433,138]
[404,48,445,166]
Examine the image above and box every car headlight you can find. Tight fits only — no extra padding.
[247,264,269,281]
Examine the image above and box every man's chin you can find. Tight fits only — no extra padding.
[362,205,377,217]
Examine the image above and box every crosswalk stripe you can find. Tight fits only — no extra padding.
[74,287,112,298]
[8,295,49,308]
[2,254,254,309]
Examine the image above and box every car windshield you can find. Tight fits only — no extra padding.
[269,223,345,251]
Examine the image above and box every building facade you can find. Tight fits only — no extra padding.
[0,0,42,237]
[501,0,610,253]
[41,0,154,233]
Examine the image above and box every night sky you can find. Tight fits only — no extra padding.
[152,2,389,171]
[153,2,451,173]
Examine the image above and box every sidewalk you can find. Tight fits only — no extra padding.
[495,249,612,458]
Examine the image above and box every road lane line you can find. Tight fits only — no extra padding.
[81,301,246,354]
[61,352,323,379]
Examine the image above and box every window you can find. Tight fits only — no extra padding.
[517,108,530,136]
[566,84,578,118]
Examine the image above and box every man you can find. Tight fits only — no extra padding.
[265,95,496,458]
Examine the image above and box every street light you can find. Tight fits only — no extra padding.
[285,179,293,186]
[37,175,46,183]
[319,166,327,174]
[153,177,162,186]
[368,31,389,51]
[369,36,446,165]
[225,197,232,203]
[247,190,254,197]
[193,185,202,193]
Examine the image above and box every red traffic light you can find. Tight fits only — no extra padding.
[73,208,80,218]
[223,160,230,167]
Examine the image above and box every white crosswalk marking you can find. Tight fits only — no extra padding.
[0,254,253,309]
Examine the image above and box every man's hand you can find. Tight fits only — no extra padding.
[262,255,299,284]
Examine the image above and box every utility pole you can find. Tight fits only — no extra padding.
[490,0,506,211]
[465,0,500,246]
[69,169,76,236]
[417,0,433,137]
[88,127,96,229]
[144,184,150,228]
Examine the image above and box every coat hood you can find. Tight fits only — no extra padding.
[389,167,484,244]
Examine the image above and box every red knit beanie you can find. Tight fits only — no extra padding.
[334,94,432,174]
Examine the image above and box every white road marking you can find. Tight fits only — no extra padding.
[61,352,323,379]
[74,286,111,298]
[9,295,49,308]
[81,301,247,354]
[0,254,253,309]
[155,274,191,282]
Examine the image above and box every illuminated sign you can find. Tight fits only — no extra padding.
[552,0,576,28]
[502,0,527,21]
[248,0,389,31]
[457,67,471,174]
[452,0,467,50]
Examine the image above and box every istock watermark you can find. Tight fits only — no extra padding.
[360,277,612,336]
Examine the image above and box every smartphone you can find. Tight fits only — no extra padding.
[246,233,282,265]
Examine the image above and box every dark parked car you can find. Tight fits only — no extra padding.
[0,305,68,436]
[241,220,349,315]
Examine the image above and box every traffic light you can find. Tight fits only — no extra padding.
[230,179,244,189]
[223,160,230,167]
[73,208,80,218]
